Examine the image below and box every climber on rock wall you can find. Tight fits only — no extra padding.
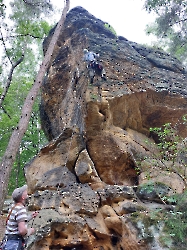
[83,49,106,83]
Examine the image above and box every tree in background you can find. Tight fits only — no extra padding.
[0,0,53,197]
[0,0,70,211]
[0,77,48,193]
[0,0,53,104]
[144,0,187,64]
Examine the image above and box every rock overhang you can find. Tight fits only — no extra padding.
[26,6,187,250]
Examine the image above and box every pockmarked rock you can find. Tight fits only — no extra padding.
[24,6,187,250]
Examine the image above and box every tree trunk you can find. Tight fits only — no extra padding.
[0,0,70,212]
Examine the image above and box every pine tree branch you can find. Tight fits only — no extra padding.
[0,105,12,119]
[0,54,24,107]
[4,34,44,39]
[0,27,13,65]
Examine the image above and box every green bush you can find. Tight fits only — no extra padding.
[162,191,187,249]
[104,23,117,36]
[131,116,187,248]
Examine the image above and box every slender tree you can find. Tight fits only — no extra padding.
[0,0,70,212]
[0,0,54,194]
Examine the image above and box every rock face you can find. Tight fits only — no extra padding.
[25,6,187,250]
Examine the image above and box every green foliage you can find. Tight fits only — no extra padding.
[16,20,50,39]
[161,191,187,248]
[104,23,117,36]
[130,209,162,243]
[132,117,187,246]
[138,181,155,194]
[145,118,187,247]
[0,0,59,194]
[147,115,187,185]
[0,0,53,84]
[144,0,187,64]
[0,77,47,194]
[131,191,187,248]
[90,93,98,100]
[8,112,47,194]
[150,122,180,161]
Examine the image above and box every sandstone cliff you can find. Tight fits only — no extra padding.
[25,7,187,250]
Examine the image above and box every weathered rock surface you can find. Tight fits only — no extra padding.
[25,6,187,250]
